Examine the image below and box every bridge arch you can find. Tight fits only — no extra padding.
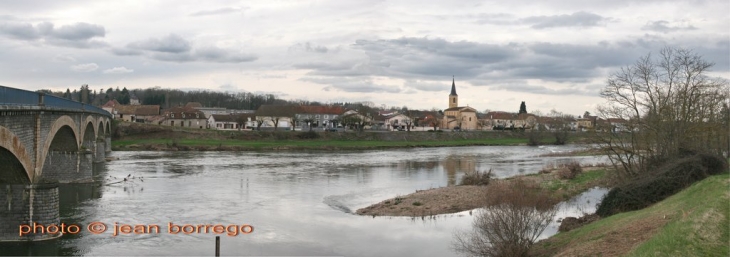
[79,115,97,143]
[0,126,33,183]
[37,115,79,179]
[97,118,105,138]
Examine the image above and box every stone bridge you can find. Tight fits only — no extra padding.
[0,85,112,241]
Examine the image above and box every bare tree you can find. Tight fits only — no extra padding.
[453,180,558,257]
[255,117,266,130]
[270,116,280,131]
[302,118,314,131]
[597,47,729,178]
[236,115,248,131]
[403,116,413,131]
[547,109,573,145]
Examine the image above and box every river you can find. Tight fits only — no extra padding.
[1,145,607,256]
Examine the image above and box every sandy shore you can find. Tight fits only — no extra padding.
[356,167,610,217]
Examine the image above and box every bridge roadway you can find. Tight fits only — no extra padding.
[0,85,112,241]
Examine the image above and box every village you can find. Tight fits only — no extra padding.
[99,78,627,134]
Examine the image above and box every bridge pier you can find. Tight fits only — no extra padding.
[105,137,111,154]
[94,140,105,163]
[40,150,93,183]
[0,184,60,242]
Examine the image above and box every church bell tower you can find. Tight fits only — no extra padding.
[449,76,458,108]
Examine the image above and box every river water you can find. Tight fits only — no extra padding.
[1,145,607,256]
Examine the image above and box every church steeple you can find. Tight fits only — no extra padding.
[449,76,458,108]
[450,76,457,96]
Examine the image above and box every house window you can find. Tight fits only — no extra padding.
[171,114,175,118]
[452,98,455,103]
[469,117,472,121]
[188,121,191,127]
[324,115,329,119]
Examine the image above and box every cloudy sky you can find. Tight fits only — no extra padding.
[1,0,728,115]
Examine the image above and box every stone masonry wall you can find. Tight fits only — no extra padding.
[40,151,92,183]
[94,141,105,163]
[0,184,59,241]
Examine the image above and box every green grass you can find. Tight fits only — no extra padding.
[544,169,607,192]
[112,137,528,150]
[627,174,729,257]
[531,173,730,256]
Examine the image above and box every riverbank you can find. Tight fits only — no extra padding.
[111,121,595,151]
[355,166,613,217]
[529,173,729,256]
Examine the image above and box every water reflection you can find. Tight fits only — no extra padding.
[2,145,607,256]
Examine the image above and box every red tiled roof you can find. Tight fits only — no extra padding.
[163,106,205,119]
[102,99,120,108]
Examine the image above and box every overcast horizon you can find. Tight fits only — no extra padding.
[1,0,728,116]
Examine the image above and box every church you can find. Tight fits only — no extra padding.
[442,77,478,130]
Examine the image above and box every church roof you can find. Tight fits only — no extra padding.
[444,106,476,112]
[450,76,457,96]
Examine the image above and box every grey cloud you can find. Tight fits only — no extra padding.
[111,47,143,56]
[128,46,257,63]
[295,36,714,96]
[641,20,697,33]
[522,11,609,29]
[0,22,40,40]
[493,84,597,96]
[301,77,402,93]
[190,7,246,17]
[0,21,106,47]
[303,42,328,53]
[46,22,105,40]
[127,34,192,53]
[403,80,448,92]
[288,42,330,53]
[194,46,257,63]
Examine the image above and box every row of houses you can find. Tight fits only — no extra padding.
[101,78,628,132]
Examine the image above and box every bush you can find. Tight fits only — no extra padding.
[557,161,583,179]
[453,180,558,257]
[596,153,728,217]
[527,130,543,146]
[296,130,320,139]
[459,169,493,186]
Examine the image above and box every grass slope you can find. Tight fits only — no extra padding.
[531,173,729,257]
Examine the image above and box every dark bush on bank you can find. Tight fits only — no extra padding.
[596,153,728,217]
[296,131,320,139]
[557,161,583,179]
[459,169,493,186]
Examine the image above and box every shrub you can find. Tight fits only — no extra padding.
[527,130,543,146]
[596,153,728,217]
[557,161,583,179]
[539,162,555,174]
[459,169,493,186]
[296,130,320,139]
[413,202,423,206]
[453,180,558,257]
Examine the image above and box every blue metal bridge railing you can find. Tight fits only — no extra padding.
[0,85,112,117]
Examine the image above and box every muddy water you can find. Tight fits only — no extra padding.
[1,145,607,256]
